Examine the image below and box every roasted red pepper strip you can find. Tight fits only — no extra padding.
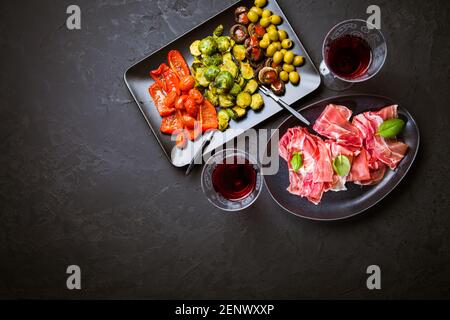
[150,63,170,92]
[199,100,218,132]
[160,111,183,134]
[162,67,180,95]
[149,83,175,117]
[168,50,190,79]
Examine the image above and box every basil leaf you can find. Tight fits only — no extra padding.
[378,118,405,138]
[333,155,351,177]
[290,152,303,173]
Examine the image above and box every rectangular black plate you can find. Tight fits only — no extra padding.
[124,0,321,167]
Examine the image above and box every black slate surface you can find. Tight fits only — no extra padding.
[0,0,449,299]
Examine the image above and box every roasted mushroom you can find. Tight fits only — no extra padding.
[235,6,250,25]
[245,45,264,63]
[264,58,282,73]
[248,23,266,39]
[244,36,259,49]
[230,24,249,44]
[271,79,286,95]
[258,67,278,85]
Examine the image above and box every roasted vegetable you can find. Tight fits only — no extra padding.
[236,75,246,87]
[230,24,248,44]
[271,79,285,95]
[232,45,246,61]
[199,36,218,56]
[213,24,224,37]
[190,40,201,57]
[217,109,230,131]
[195,68,210,87]
[232,106,247,118]
[229,83,242,96]
[244,79,259,94]
[248,23,266,39]
[236,92,252,108]
[214,71,234,92]
[258,66,277,84]
[205,89,219,106]
[246,45,264,62]
[221,58,239,78]
[217,36,231,53]
[240,62,254,80]
[250,93,264,110]
[219,94,235,107]
[203,53,222,67]
[204,65,220,82]
[225,108,238,120]
[235,6,249,25]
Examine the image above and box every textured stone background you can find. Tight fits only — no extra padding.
[0,0,449,299]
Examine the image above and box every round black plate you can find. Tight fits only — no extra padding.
[262,94,420,221]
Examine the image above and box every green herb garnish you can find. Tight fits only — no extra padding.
[290,152,303,173]
[333,155,351,177]
[378,118,405,138]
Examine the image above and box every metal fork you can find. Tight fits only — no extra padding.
[259,85,310,126]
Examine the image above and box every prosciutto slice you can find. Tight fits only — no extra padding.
[313,104,363,151]
[352,105,408,170]
[279,127,333,205]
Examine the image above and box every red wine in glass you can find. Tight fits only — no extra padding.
[212,156,257,201]
[325,35,372,80]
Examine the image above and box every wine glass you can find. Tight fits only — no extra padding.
[319,19,387,91]
[201,148,262,212]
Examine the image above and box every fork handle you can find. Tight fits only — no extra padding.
[278,99,311,126]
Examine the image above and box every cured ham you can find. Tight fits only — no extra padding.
[279,104,408,205]
[313,104,363,151]
[279,127,333,205]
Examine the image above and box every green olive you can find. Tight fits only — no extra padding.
[261,9,272,18]
[283,51,294,64]
[280,49,287,55]
[293,55,305,67]
[273,51,284,64]
[282,63,295,73]
[250,6,263,16]
[289,71,300,85]
[278,30,288,41]
[247,10,259,23]
[281,39,293,49]
[272,41,282,51]
[279,70,289,82]
[268,29,279,42]
[262,33,271,42]
[270,15,282,25]
[266,25,277,33]
[255,0,267,8]
[259,17,271,27]
[259,39,270,49]
[266,44,277,57]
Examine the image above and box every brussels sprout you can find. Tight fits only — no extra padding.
[190,40,201,56]
[225,108,238,120]
[244,79,259,94]
[240,62,254,80]
[236,75,246,87]
[221,59,239,78]
[217,36,231,53]
[199,36,218,56]
[190,61,203,74]
[204,65,220,82]
[236,92,252,108]
[213,24,224,37]
[250,93,264,110]
[229,83,242,96]
[195,68,210,87]
[214,71,234,92]
[218,117,229,131]
[219,94,235,107]
[217,109,230,122]
[232,45,246,61]
[222,52,233,63]
[232,106,247,118]
[205,89,219,106]
[203,53,222,66]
